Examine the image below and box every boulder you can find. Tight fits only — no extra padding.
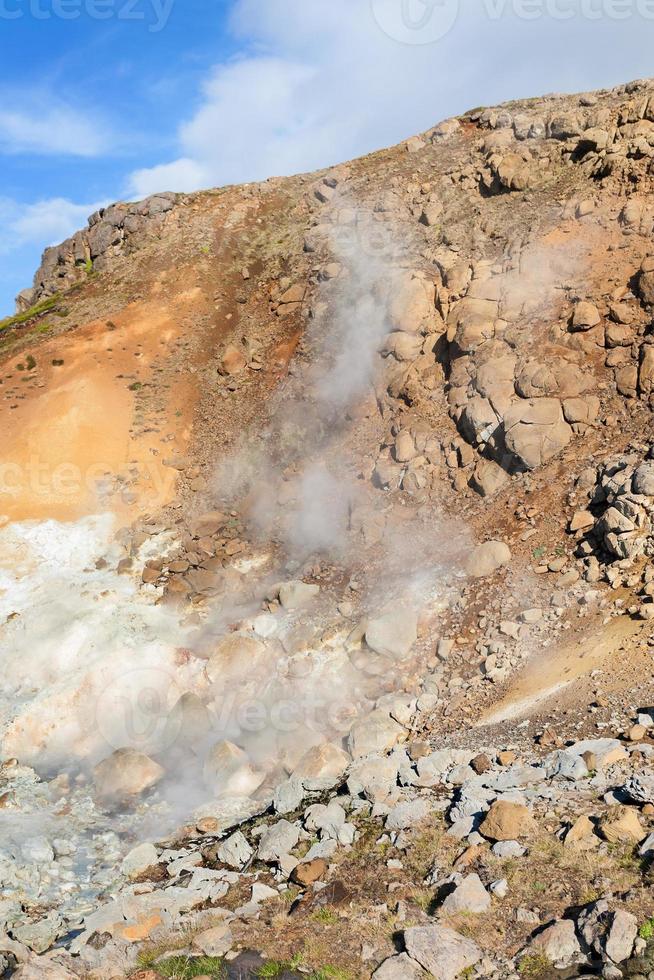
[206,634,268,686]
[365,608,418,659]
[639,345,654,399]
[348,710,406,758]
[386,798,432,831]
[605,909,637,964]
[526,919,582,969]
[465,540,511,578]
[598,806,645,844]
[440,873,491,914]
[470,459,509,497]
[293,742,350,790]
[480,800,536,841]
[633,462,654,496]
[403,925,482,980]
[372,953,426,979]
[256,819,300,863]
[93,749,164,801]
[571,301,601,331]
[638,256,654,305]
[214,831,253,870]
[278,580,320,610]
[203,740,264,797]
[218,346,247,376]
[121,843,159,879]
[389,273,436,334]
[504,398,572,470]
[191,923,233,957]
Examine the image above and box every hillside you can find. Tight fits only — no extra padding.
[2,78,654,979]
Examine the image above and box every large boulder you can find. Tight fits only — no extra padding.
[504,398,572,470]
[93,748,164,801]
[389,273,436,334]
[403,925,482,980]
[293,742,350,790]
[525,919,583,970]
[348,709,406,758]
[203,740,264,797]
[440,873,491,914]
[365,608,418,659]
[465,540,511,578]
[480,800,536,841]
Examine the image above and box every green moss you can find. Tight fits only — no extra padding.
[0,295,60,331]
[640,917,654,939]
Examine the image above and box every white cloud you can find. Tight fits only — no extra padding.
[0,197,106,255]
[128,0,654,198]
[0,102,109,157]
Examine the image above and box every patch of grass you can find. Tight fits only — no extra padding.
[128,381,143,391]
[309,968,353,980]
[640,917,654,939]
[142,954,225,979]
[311,907,339,925]
[257,954,302,977]
[518,953,552,978]
[0,295,60,331]
[532,545,546,560]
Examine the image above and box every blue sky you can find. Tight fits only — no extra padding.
[2,0,654,316]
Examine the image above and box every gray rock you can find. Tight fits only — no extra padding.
[372,953,426,978]
[191,922,233,957]
[12,913,62,954]
[348,710,406,758]
[526,918,583,969]
[215,831,253,870]
[347,754,400,801]
[256,819,300,863]
[546,750,589,781]
[121,842,159,878]
[605,909,637,964]
[20,837,54,864]
[365,609,418,659]
[492,840,525,858]
[403,924,482,979]
[273,776,305,814]
[440,873,491,914]
[623,772,654,804]
[386,798,432,831]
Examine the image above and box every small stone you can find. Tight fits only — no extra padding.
[291,859,328,887]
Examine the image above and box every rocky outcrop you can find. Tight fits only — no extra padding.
[17,192,180,309]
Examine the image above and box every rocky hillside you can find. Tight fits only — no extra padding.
[3,78,654,980]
